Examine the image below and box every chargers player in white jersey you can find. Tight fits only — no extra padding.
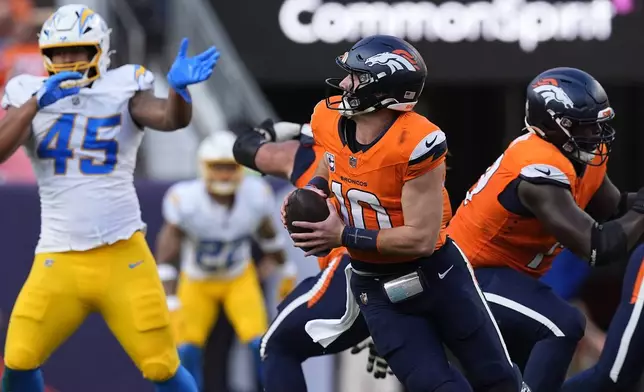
[0,4,219,392]
[155,130,290,390]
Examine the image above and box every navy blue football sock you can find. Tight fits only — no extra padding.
[1,367,45,392]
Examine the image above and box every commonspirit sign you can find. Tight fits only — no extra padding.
[278,0,633,52]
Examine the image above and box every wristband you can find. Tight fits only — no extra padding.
[232,131,266,172]
[342,227,379,251]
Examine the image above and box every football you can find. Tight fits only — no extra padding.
[285,188,330,235]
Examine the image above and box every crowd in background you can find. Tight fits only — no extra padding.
[0,0,52,183]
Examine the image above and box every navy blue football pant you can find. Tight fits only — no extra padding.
[561,244,644,392]
[475,266,586,392]
[260,254,371,392]
[350,239,521,392]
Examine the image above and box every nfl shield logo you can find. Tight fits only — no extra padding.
[349,156,358,168]
[360,292,368,305]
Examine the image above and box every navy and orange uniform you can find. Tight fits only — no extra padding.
[447,132,606,278]
[448,131,606,391]
[308,101,520,390]
[260,110,461,392]
[310,98,448,266]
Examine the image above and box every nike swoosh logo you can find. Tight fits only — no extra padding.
[129,260,144,269]
[425,136,438,149]
[535,167,551,176]
[438,265,454,279]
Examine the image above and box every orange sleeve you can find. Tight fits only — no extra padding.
[402,128,448,182]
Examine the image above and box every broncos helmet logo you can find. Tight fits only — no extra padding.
[365,49,420,75]
[533,84,575,109]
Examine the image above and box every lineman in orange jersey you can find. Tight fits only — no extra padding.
[282,35,525,392]
[233,119,454,391]
[447,67,644,392]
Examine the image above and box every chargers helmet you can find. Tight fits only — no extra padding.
[38,4,112,86]
[326,35,427,117]
[525,67,615,166]
[198,131,243,196]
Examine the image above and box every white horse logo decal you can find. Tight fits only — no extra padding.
[533,85,575,109]
[365,50,420,75]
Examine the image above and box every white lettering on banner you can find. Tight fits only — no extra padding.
[278,0,618,52]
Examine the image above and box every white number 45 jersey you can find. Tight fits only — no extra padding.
[1,65,155,253]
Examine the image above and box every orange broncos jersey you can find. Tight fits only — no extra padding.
[311,99,448,264]
[447,132,606,278]
[293,140,452,269]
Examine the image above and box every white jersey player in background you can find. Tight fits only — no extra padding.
[0,4,219,392]
[155,130,292,391]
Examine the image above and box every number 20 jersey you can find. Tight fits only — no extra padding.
[311,99,448,264]
[447,132,606,278]
[1,65,155,253]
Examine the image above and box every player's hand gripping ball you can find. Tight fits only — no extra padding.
[284,188,331,257]
[285,188,346,256]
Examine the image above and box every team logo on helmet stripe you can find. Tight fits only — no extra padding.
[533,84,575,109]
[365,50,420,75]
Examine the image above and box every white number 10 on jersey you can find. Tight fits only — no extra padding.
[331,181,392,230]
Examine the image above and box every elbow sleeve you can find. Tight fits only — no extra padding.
[232,131,266,172]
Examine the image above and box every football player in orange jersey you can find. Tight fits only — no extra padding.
[447,67,644,392]
[234,119,454,391]
[282,35,526,392]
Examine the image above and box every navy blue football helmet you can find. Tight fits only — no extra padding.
[525,67,615,166]
[325,35,427,117]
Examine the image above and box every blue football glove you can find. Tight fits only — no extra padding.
[167,38,220,103]
[35,71,83,109]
